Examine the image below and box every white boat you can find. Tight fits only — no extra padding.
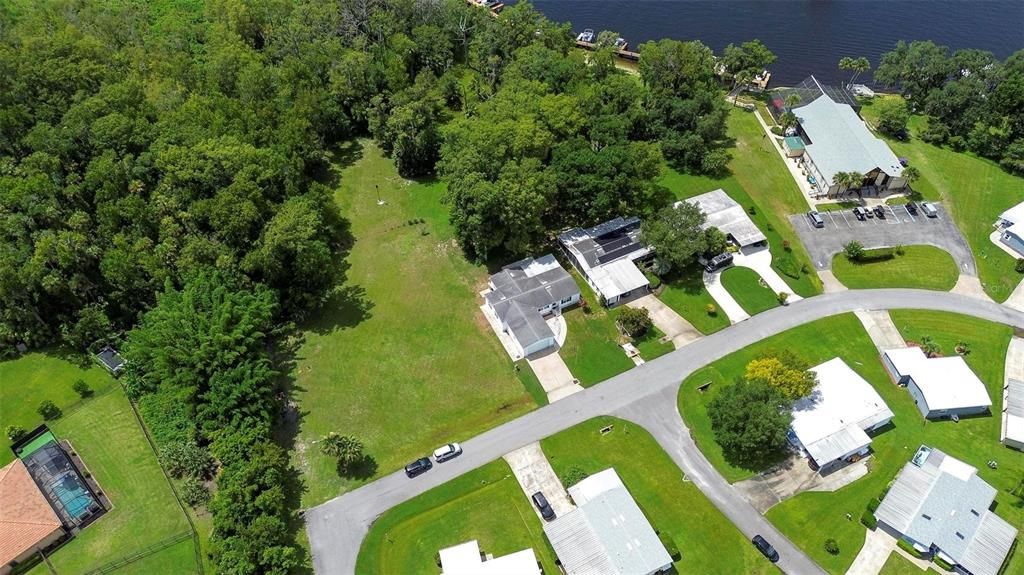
[851,84,876,98]
[576,28,595,43]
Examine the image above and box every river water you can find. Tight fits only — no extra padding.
[520,0,1024,86]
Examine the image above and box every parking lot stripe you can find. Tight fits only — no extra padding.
[903,205,916,222]
[887,205,901,223]
[839,209,852,228]
[826,211,838,228]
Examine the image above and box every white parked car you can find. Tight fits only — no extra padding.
[433,443,462,462]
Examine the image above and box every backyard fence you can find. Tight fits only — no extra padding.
[83,531,192,575]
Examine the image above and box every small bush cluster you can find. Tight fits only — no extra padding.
[181,477,211,507]
[5,425,27,442]
[774,254,801,279]
[618,306,653,338]
[897,538,926,559]
[160,440,215,480]
[860,509,877,529]
[72,379,92,398]
[824,538,840,555]
[1016,258,1024,273]
[37,400,61,420]
[561,465,589,488]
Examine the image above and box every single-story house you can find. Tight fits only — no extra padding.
[775,76,906,198]
[484,255,580,357]
[438,540,541,575]
[875,446,1018,575]
[544,468,673,575]
[95,345,125,376]
[0,460,65,575]
[995,201,1024,257]
[677,189,768,249]
[1002,378,1024,451]
[790,358,894,470]
[558,217,652,306]
[882,347,992,419]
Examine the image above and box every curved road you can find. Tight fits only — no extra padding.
[305,290,1024,575]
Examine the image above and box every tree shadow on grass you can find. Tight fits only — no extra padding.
[665,266,707,295]
[721,444,791,476]
[338,454,378,480]
[308,140,365,189]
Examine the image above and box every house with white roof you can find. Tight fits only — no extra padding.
[438,540,541,575]
[558,217,652,307]
[773,76,906,198]
[1002,377,1024,451]
[544,468,673,575]
[875,446,1018,575]
[790,358,894,471]
[677,189,767,249]
[882,347,992,419]
[483,254,580,357]
[995,201,1024,257]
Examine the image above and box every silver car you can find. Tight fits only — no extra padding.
[433,443,462,463]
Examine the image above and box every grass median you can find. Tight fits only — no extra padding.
[831,245,959,291]
[720,267,781,315]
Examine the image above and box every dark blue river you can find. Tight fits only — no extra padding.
[520,0,1024,86]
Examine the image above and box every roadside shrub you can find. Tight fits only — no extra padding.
[770,126,783,136]
[824,538,840,555]
[643,270,662,290]
[72,379,92,398]
[37,400,61,420]
[160,440,215,479]
[656,530,682,562]
[705,303,717,316]
[844,240,865,260]
[800,263,810,274]
[1016,258,1024,273]
[777,291,789,305]
[181,477,211,507]
[5,425,27,442]
[561,465,589,488]
[618,306,652,338]
[860,509,877,530]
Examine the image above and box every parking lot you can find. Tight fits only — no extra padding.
[789,203,977,274]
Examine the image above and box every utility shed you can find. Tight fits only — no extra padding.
[544,469,672,575]
[882,347,992,419]
[678,189,767,248]
[875,446,1017,575]
[783,136,805,157]
[790,358,894,470]
[1002,378,1024,450]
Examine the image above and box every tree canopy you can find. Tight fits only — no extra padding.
[640,202,726,274]
[708,380,793,467]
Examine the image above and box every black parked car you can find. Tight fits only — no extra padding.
[873,205,886,219]
[752,535,780,562]
[532,491,556,521]
[404,457,432,478]
[906,202,918,215]
[702,252,734,272]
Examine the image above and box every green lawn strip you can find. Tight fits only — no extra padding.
[356,460,559,575]
[102,538,199,575]
[860,97,1024,302]
[541,416,773,574]
[766,311,1021,575]
[515,360,548,407]
[815,201,861,212]
[831,246,959,291]
[657,267,730,334]
[878,553,925,575]
[30,389,196,574]
[658,109,821,297]
[631,326,674,361]
[293,141,537,507]
[0,351,117,466]
[559,271,634,387]
[719,267,780,315]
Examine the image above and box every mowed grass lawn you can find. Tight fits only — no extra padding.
[831,245,959,291]
[765,311,1023,574]
[356,460,559,574]
[720,266,780,315]
[0,351,116,466]
[861,97,1024,302]
[659,108,821,298]
[542,417,774,574]
[878,554,924,575]
[560,271,634,386]
[293,141,537,507]
[680,311,1023,573]
[25,386,197,574]
[657,267,730,334]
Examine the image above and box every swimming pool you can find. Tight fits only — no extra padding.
[53,473,96,521]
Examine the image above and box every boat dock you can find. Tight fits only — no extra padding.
[573,40,640,62]
[466,0,502,17]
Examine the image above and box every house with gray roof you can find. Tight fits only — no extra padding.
[544,468,673,575]
[677,189,767,249]
[875,446,1018,575]
[774,76,906,198]
[484,255,579,357]
[558,217,652,307]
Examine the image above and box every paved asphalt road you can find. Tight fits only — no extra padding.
[305,289,1024,575]
[789,203,977,275]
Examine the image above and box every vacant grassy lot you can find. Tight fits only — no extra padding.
[680,311,1022,573]
[356,460,559,574]
[292,141,538,506]
[861,97,1024,302]
[831,245,959,291]
[542,416,773,574]
[720,266,781,315]
[0,351,117,466]
[656,268,730,334]
[25,388,197,574]
[560,272,634,386]
[765,311,1022,574]
[659,109,821,297]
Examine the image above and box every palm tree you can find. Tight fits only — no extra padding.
[784,93,802,110]
[832,171,853,192]
[902,166,920,187]
[838,56,871,88]
[919,336,940,358]
[780,111,798,129]
[847,171,865,189]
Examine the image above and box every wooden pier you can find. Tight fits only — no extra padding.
[573,40,640,62]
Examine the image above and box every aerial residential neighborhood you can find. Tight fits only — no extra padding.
[2,2,1023,575]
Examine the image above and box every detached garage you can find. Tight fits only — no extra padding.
[882,347,992,419]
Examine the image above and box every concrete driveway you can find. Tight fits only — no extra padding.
[734,245,804,302]
[846,528,897,575]
[789,203,977,276]
[854,310,906,351]
[626,294,702,348]
[703,269,750,323]
[526,349,583,402]
[503,442,574,519]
